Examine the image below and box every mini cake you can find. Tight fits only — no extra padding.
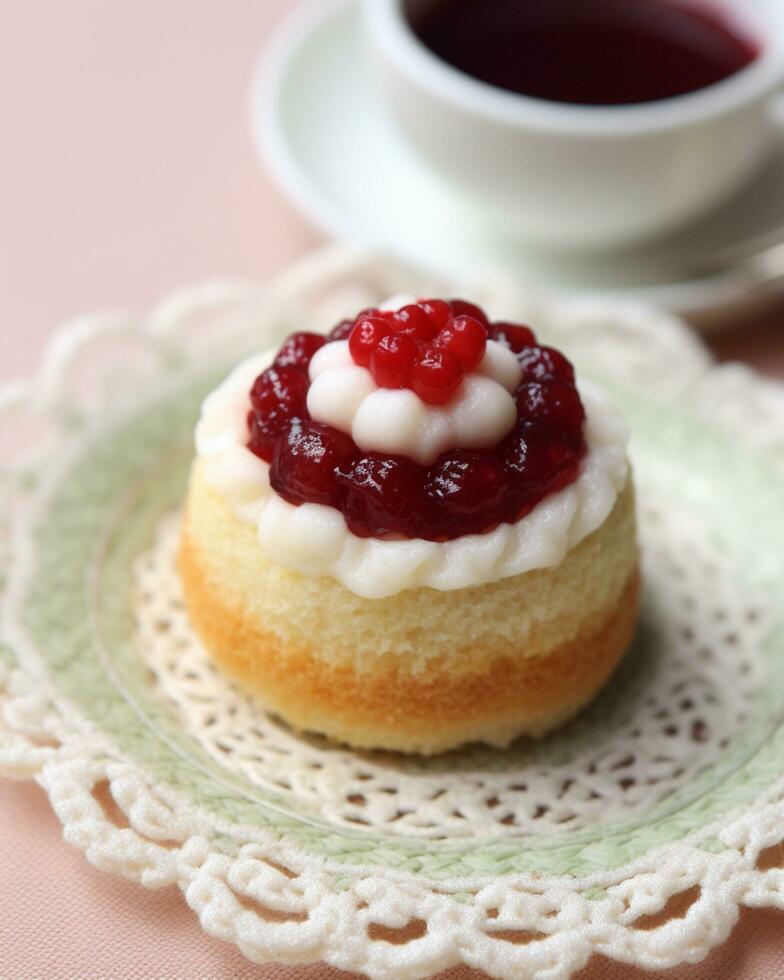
[180,297,639,754]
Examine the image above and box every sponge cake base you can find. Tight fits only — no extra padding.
[180,463,639,754]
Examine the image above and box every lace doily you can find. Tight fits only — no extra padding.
[2,246,784,979]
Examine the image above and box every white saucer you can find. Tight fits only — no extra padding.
[252,0,784,315]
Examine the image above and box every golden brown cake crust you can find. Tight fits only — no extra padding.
[179,522,640,753]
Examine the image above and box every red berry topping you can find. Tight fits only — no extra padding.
[247,307,588,540]
[337,454,427,538]
[489,322,536,353]
[417,298,451,330]
[425,450,508,536]
[516,381,585,449]
[247,413,279,463]
[501,423,575,482]
[369,333,419,388]
[273,332,326,372]
[247,366,309,461]
[250,365,309,416]
[411,347,464,405]
[393,304,438,342]
[449,299,489,326]
[328,319,354,341]
[270,419,355,508]
[434,314,488,370]
[357,306,396,323]
[518,345,576,384]
[500,423,579,512]
[349,316,390,367]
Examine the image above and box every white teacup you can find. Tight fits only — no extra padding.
[363,0,784,250]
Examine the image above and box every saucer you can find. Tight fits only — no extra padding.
[252,0,784,317]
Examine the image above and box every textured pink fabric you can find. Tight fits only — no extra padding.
[1,1,784,977]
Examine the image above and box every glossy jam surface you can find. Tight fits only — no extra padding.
[248,299,586,541]
[413,0,758,107]
[347,301,490,404]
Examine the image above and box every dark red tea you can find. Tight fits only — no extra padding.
[412,0,759,106]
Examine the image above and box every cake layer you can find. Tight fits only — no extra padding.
[180,466,638,752]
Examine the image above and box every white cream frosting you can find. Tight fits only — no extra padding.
[195,345,630,600]
[307,340,521,465]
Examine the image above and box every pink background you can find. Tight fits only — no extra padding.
[1,2,783,977]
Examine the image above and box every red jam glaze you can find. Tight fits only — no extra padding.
[246,300,587,541]
[345,299,492,401]
[411,347,464,405]
[434,315,487,371]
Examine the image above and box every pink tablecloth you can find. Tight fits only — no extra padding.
[2,2,784,977]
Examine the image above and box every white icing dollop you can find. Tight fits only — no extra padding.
[307,339,520,466]
[195,347,630,600]
[477,341,523,392]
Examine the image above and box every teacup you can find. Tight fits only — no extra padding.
[363,0,784,249]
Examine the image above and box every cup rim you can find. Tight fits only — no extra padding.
[366,0,784,135]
